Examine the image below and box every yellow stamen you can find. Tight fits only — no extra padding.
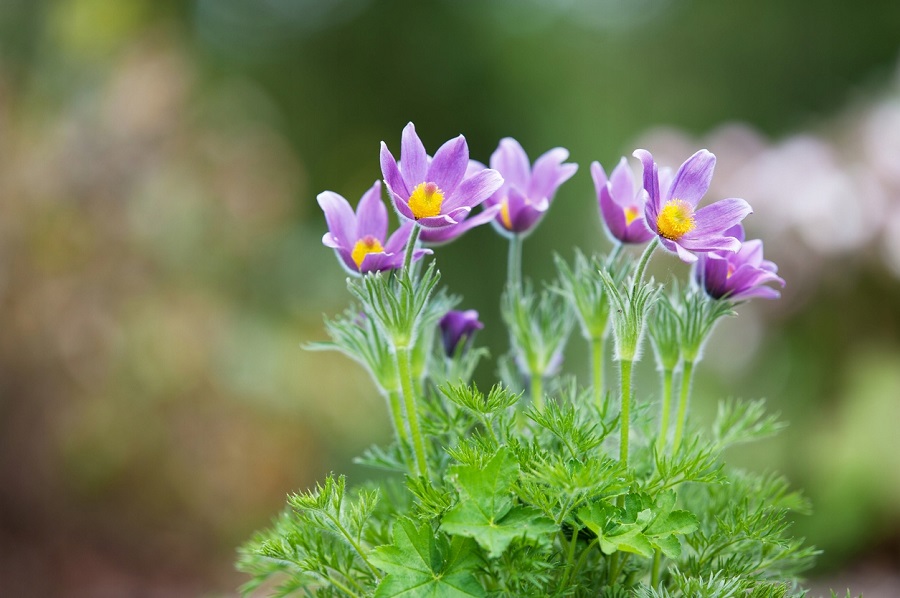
[408,182,444,220]
[726,263,736,279]
[351,235,384,270]
[624,206,639,226]
[656,199,695,241]
[500,198,513,230]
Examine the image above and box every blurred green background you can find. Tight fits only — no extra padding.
[1,0,899,595]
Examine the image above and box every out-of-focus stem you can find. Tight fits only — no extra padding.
[591,336,605,415]
[507,234,523,291]
[619,359,634,467]
[656,367,675,453]
[530,372,543,411]
[672,359,695,453]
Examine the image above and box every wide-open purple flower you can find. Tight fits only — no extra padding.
[439,309,484,357]
[420,161,503,245]
[697,225,785,301]
[483,138,578,237]
[318,180,429,275]
[380,123,503,230]
[592,158,654,244]
[634,149,752,263]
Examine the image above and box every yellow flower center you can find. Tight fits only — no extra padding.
[726,263,736,279]
[351,235,384,270]
[656,199,695,241]
[408,182,444,220]
[624,206,640,226]
[500,198,513,230]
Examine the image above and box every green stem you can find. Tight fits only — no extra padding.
[402,225,422,274]
[651,548,663,587]
[619,359,634,467]
[591,336,605,416]
[507,234,523,291]
[656,368,674,453]
[396,345,429,479]
[631,237,659,297]
[530,372,543,411]
[672,360,695,453]
[386,389,412,464]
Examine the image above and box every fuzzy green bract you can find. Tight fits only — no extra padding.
[237,131,857,597]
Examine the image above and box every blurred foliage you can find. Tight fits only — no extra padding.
[0,0,898,594]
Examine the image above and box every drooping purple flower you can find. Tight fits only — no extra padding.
[318,180,429,275]
[420,161,503,245]
[696,225,785,301]
[591,158,654,244]
[634,148,753,263]
[483,138,578,237]
[439,310,484,357]
[380,123,503,230]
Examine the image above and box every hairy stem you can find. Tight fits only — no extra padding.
[507,234,523,291]
[386,389,412,464]
[631,237,659,297]
[396,345,429,479]
[402,224,421,274]
[672,359,696,453]
[619,359,634,467]
[591,336,605,416]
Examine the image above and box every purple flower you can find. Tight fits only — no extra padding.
[634,149,752,263]
[483,138,578,237]
[697,225,785,301]
[439,310,484,357]
[420,161,504,245]
[380,123,503,230]
[591,158,654,244]
[318,180,430,275]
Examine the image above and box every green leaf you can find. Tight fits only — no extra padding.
[371,519,484,598]
[442,447,557,558]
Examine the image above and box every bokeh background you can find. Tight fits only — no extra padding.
[1,0,899,595]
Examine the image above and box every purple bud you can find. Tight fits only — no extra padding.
[439,310,484,357]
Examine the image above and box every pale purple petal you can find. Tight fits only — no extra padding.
[317,191,357,248]
[415,210,465,229]
[609,157,635,209]
[529,147,577,200]
[421,203,501,245]
[624,217,655,244]
[599,182,627,242]
[686,198,752,240]
[389,190,416,221]
[380,142,409,200]
[490,138,531,191]
[590,161,608,193]
[633,149,660,207]
[504,187,548,235]
[382,220,416,254]
[427,135,469,195]
[666,149,716,208]
[401,122,428,188]
[355,181,387,240]
[443,168,503,212]
[678,234,742,253]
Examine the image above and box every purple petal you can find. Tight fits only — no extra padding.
[678,233,742,253]
[609,157,635,208]
[660,236,699,263]
[401,122,428,188]
[427,135,469,195]
[383,220,416,254]
[599,182,627,242]
[687,198,753,240]
[490,138,531,191]
[503,187,548,235]
[359,251,402,274]
[415,210,466,229]
[420,203,501,245]
[388,189,416,221]
[317,191,357,249]
[624,218,655,244]
[633,149,660,207]
[667,149,716,208]
[529,147,577,200]
[590,161,608,193]
[443,168,504,212]
[355,181,388,241]
[381,142,410,200]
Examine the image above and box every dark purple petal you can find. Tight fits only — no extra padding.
[355,181,388,241]
[667,149,716,208]
[529,147,577,200]
[443,168,504,212]
[686,198,752,240]
[359,251,402,274]
[503,187,549,235]
[421,203,501,245]
[634,150,661,227]
[317,191,357,249]
[490,137,531,191]
[400,122,428,188]
[427,135,469,195]
[439,309,484,357]
[599,182,628,242]
[381,142,410,200]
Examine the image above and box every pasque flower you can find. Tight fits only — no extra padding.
[696,225,785,301]
[592,157,654,244]
[634,149,752,263]
[318,181,429,274]
[484,138,578,237]
[439,309,483,357]
[380,122,503,230]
